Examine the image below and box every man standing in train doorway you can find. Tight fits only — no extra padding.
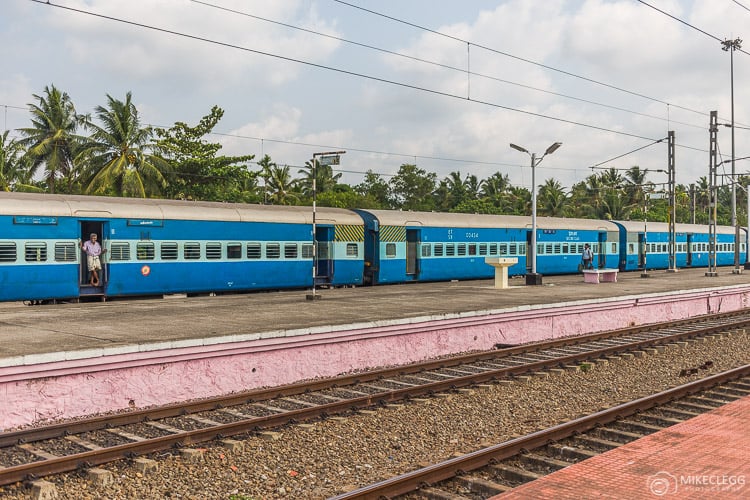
[582,243,593,270]
[82,233,106,286]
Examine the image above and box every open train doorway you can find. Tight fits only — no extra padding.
[79,221,108,292]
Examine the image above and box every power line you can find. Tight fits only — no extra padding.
[636,0,750,56]
[190,0,704,130]
[332,0,713,118]
[732,0,750,13]
[29,0,671,146]
[589,138,668,169]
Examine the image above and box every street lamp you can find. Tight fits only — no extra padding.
[722,37,742,273]
[510,141,562,285]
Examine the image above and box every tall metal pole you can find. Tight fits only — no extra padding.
[722,38,742,273]
[707,111,718,277]
[531,152,537,275]
[310,154,318,299]
[667,131,677,272]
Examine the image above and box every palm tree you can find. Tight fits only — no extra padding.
[537,178,568,216]
[266,164,298,205]
[298,159,341,198]
[256,154,277,204]
[0,131,26,191]
[78,92,169,197]
[481,172,510,198]
[16,85,86,193]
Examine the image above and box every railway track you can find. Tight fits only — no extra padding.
[331,364,750,499]
[1,310,749,487]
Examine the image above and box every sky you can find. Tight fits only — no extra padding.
[1,0,749,194]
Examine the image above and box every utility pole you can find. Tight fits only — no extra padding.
[722,37,742,273]
[667,131,677,272]
[706,111,718,277]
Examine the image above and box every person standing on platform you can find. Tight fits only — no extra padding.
[82,233,106,286]
[582,243,593,270]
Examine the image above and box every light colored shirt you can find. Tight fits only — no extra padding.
[83,240,102,256]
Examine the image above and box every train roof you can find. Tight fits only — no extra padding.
[0,192,363,225]
[357,209,619,231]
[612,220,739,235]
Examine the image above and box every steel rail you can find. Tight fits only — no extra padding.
[0,314,747,485]
[329,364,750,500]
[2,310,745,449]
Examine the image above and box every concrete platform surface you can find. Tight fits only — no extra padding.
[1,266,748,361]
[496,395,750,499]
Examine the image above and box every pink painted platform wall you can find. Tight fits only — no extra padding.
[2,286,749,429]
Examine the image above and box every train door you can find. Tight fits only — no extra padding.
[315,226,333,284]
[686,233,693,266]
[525,231,534,273]
[597,232,606,269]
[638,233,646,268]
[79,221,108,294]
[406,229,419,277]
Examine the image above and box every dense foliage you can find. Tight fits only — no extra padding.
[1,85,744,226]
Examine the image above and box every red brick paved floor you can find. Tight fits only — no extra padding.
[494,395,750,499]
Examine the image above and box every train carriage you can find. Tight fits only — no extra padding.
[613,220,747,271]
[355,210,621,285]
[0,193,365,302]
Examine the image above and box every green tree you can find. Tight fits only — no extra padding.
[298,159,342,200]
[354,169,392,208]
[0,131,30,191]
[156,105,255,201]
[266,164,298,205]
[256,154,277,204]
[390,164,436,211]
[78,92,169,198]
[17,84,86,193]
[537,178,568,216]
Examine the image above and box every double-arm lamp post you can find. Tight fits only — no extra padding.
[509,141,562,285]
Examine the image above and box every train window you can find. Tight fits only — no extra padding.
[54,242,77,262]
[537,244,543,255]
[385,243,397,258]
[553,244,561,254]
[479,243,487,255]
[468,243,476,256]
[266,243,281,259]
[611,243,617,254]
[184,242,201,260]
[421,244,431,257]
[457,244,466,256]
[110,242,131,261]
[562,243,569,254]
[499,243,508,255]
[545,243,552,254]
[136,242,155,260]
[346,243,358,257]
[161,242,178,260]
[206,242,221,260]
[434,243,444,257]
[285,243,298,259]
[227,243,242,259]
[25,242,47,262]
[489,243,497,255]
[510,243,518,255]
[519,243,526,255]
[0,243,16,262]
[445,244,455,257]
[302,243,313,259]
[247,242,261,259]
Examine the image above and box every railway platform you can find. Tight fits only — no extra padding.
[495,394,750,499]
[2,266,750,429]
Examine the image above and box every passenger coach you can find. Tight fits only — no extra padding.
[0,193,365,302]
[355,210,620,284]
[613,220,746,270]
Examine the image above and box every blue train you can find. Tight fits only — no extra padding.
[0,192,745,302]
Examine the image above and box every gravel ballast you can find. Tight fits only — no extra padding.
[2,331,749,499]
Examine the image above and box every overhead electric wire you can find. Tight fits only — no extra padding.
[332,0,712,118]
[190,0,703,130]
[30,0,671,147]
[732,0,750,13]
[589,138,668,169]
[636,0,750,56]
